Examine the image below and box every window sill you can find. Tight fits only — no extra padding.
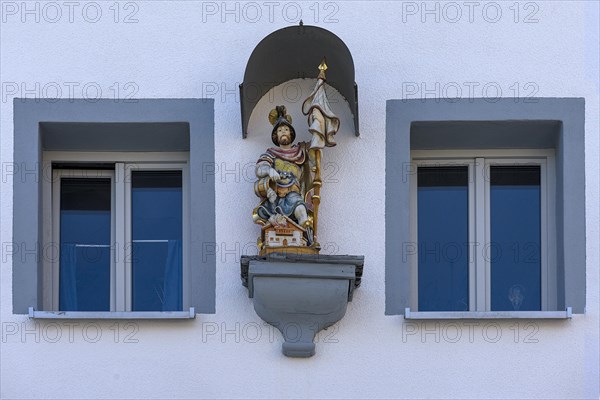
[28,307,196,320]
[404,307,572,320]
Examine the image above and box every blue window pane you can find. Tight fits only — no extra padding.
[132,171,182,311]
[418,167,469,311]
[491,166,541,311]
[59,178,111,311]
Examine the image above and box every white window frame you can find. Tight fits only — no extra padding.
[124,162,190,312]
[410,149,556,312]
[49,169,116,311]
[42,152,190,313]
[409,158,476,312]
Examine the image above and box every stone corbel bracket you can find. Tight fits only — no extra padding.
[241,254,364,357]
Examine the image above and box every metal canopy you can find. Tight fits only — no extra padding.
[240,24,359,138]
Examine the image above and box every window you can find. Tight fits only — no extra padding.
[414,164,470,311]
[44,154,189,312]
[410,150,556,312]
[384,98,586,316]
[128,168,185,312]
[12,99,216,316]
[54,171,114,312]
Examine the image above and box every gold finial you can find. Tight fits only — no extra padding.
[318,57,327,79]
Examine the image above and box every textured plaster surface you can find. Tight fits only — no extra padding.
[1,1,598,399]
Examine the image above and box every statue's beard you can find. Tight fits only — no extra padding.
[279,136,291,145]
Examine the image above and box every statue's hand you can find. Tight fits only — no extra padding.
[267,188,277,204]
[268,168,280,182]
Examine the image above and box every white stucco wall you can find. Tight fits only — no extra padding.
[1,1,598,399]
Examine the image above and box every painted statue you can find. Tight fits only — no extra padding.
[253,60,339,255]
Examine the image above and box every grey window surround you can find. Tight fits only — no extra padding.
[385,98,586,315]
[12,98,216,315]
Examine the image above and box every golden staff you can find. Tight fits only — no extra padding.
[311,147,322,247]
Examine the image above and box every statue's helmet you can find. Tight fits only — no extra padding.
[269,105,296,146]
